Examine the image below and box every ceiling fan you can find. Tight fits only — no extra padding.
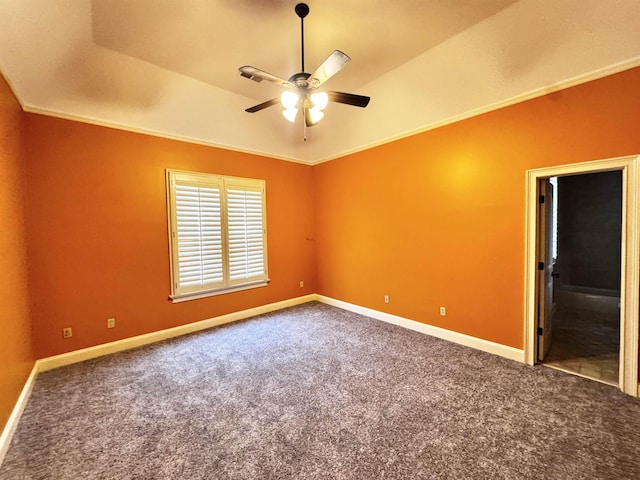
[239,2,370,132]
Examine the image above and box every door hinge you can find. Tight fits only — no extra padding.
[537,261,544,270]
[537,327,544,336]
[539,194,545,204]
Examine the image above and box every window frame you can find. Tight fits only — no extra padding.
[166,169,269,302]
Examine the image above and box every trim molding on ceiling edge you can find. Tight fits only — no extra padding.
[314,56,640,165]
[19,104,313,166]
[8,56,640,167]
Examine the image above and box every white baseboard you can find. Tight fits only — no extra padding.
[9,293,633,467]
[316,295,526,363]
[0,363,39,466]
[0,294,317,466]
[0,292,555,466]
[37,294,317,372]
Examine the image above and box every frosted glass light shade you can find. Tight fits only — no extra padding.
[310,92,328,110]
[282,107,298,122]
[308,107,324,124]
[281,91,299,109]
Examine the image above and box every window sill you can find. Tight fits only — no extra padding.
[169,280,269,303]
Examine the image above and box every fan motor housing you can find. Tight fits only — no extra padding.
[288,72,311,88]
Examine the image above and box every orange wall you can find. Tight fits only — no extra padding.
[0,75,34,431]
[25,116,316,358]
[314,67,640,349]
[2,66,640,432]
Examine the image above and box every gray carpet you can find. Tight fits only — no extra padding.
[1,302,639,479]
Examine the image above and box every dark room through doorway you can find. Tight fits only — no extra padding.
[537,170,622,385]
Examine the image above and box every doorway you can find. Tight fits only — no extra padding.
[524,155,640,396]
[538,172,622,386]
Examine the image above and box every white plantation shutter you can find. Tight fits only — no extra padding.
[227,186,266,284]
[167,170,268,300]
[174,182,223,292]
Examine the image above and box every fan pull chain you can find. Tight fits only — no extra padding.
[303,110,307,141]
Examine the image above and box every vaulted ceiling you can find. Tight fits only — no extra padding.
[1,1,639,164]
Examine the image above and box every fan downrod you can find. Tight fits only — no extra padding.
[295,3,309,19]
[295,3,310,72]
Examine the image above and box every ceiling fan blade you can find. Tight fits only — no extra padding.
[245,98,280,113]
[328,91,371,108]
[308,50,351,89]
[239,66,293,88]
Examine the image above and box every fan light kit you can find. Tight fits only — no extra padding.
[239,3,370,139]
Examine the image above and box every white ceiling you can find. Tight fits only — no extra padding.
[1,0,640,164]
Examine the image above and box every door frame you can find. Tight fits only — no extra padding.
[524,155,640,396]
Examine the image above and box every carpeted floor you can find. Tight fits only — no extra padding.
[2,302,640,479]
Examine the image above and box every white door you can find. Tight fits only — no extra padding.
[537,179,554,361]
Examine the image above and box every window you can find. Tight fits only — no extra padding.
[166,170,268,301]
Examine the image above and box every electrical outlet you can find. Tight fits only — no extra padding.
[384,295,390,304]
[107,318,115,329]
[440,306,447,316]
[299,281,304,288]
[62,327,72,338]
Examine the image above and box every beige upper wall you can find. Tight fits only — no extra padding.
[1,1,640,163]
